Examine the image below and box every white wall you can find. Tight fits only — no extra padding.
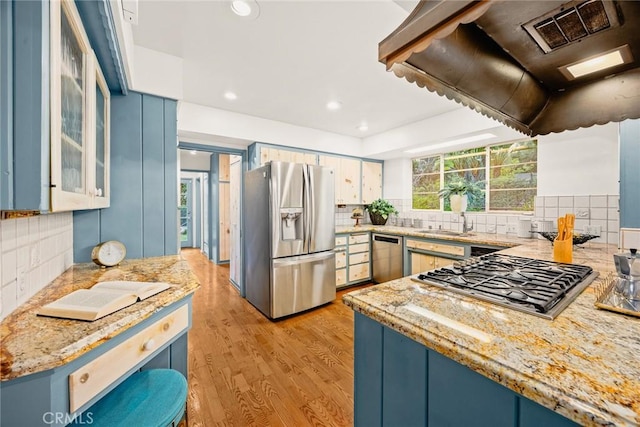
[180,150,211,171]
[383,122,620,205]
[178,102,363,156]
[536,123,619,196]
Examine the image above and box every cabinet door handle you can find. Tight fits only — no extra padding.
[80,373,90,384]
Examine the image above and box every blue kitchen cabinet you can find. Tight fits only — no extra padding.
[0,0,125,212]
[353,313,579,427]
[620,118,640,228]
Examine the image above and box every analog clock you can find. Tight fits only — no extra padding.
[91,240,126,267]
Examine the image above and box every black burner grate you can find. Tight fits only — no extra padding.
[414,254,594,316]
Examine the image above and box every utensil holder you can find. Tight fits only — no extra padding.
[553,239,573,263]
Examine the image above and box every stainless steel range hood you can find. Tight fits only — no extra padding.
[379,0,640,136]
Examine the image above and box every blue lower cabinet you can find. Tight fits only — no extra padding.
[354,313,578,427]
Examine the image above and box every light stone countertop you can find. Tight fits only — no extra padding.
[341,227,639,426]
[0,255,200,381]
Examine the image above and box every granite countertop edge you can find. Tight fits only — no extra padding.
[0,255,201,381]
[341,230,639,427]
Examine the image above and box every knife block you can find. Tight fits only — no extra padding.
[553,238,573,263]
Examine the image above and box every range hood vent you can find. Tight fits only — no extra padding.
[524,0,619,53]
[379,0,640,136]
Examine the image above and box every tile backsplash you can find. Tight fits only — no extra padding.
[337,194,619,245]
[0,213,73,320]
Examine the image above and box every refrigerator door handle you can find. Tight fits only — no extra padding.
[303,164,311,253]
[272,251,335,267]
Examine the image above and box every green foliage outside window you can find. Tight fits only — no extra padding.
[411,140,537,212]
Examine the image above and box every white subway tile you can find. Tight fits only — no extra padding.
[544,196,558,207]
[15,218,29,247]
[544,207,559,219]
[590,208,607,220]
[496,215,507,225]
[2,251,16,287]
[607,232,619,246]
[534,207,544,218]
[575,208,589,219]
[486,216,497,225]
[486,224,497,233]
[558,207,574,217]
[590,195,607,207]
[558,196,573,208]
[574,196,589,208]
[1,219,17,252]
[476,223,486,233]
[534,196,544,209]
[607,195,619,208]
[16,246,29,271]
[607,208,619,221]
[28,217,40,244]
[1,281,17,319]
[497,225,507,235]
[590,219,607,230]
[16,267,29,306]
[608,219,619,233]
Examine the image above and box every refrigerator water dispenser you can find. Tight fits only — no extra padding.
[280,208,303,241]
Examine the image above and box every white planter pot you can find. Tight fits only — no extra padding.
[450,194,468,213]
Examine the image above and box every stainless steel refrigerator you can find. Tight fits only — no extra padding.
[244,161,336,319]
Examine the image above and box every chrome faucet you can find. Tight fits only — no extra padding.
[461,212,473,234]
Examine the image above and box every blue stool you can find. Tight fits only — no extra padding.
[70,369,188,427]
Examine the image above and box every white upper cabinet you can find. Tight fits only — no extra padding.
[50,0,110,211]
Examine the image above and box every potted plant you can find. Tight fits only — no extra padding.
[438,180,483,212]
[365,198,398,225]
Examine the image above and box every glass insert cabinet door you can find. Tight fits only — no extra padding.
[50,0,110,211]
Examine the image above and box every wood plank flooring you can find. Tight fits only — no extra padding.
[182,249,369,427]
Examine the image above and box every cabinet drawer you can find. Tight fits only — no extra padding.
[335,250,347,268]
[349,252,370,265]
[335,236,348,246]
[349,243,369,254]
[349,233,370,245]
[406,239,465,257]
[68,305,189,413]
[349,263,370,282]
[336,268,347,286]
[434,256,454,269]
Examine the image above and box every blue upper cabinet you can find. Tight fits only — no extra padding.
[619,119,640,228]
[0,0,124,212]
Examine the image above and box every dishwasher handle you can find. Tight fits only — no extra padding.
[373,234,401,245]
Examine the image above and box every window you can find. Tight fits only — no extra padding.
[411,139,537,212]
[412,155,440,209]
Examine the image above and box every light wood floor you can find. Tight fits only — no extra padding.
[181,248,369,427]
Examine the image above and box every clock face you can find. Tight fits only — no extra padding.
[93,241,126,267]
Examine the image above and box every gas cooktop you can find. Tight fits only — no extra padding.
[411,253,599,319]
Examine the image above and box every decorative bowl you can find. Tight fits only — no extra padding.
[536,232,599,245]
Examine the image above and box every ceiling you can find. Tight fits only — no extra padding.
[130,0,466,139]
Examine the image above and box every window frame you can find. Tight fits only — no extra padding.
[411,138,538,213]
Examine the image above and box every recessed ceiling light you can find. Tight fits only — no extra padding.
[190,150,197,155]
[326,101,342,111]
[224,91,237,100]
[230,0,260,19]
[405,133,496,154]
[357,123,369,132]
[560,45,632,79]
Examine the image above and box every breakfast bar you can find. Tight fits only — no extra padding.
[343,232,639,427]
[0,255,200,426]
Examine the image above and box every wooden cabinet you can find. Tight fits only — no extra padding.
[259,146,316,166]
[361,160,383,204]
[335,232,371,288]
[335,235,348,287]
[50,0,110,211]
[406,238,465,274]
[319,155,361,204]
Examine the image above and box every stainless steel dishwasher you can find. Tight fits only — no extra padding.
[372,233,404,283]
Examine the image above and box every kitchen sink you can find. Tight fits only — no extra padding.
[417,229,473,237]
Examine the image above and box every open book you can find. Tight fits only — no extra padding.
[37,281,172,321]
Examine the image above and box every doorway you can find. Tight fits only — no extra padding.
[178,143,247,296]
[179,178,193,248]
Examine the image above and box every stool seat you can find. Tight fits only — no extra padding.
[70,369,187,427]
